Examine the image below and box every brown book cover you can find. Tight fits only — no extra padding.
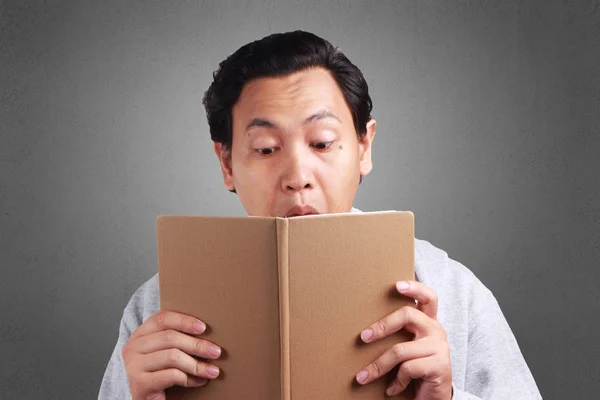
[157,211,416,399]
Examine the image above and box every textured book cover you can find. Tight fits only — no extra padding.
[157,211,415,399]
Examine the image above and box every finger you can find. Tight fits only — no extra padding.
[385,371,412,397]
[396,281,438,319]
[386,355,442,396]
[144,348,221,380]
[360,306,437,344]
[140,369,208,392]
[355,339,435,385]
[131,311,206,341]
[136,329,221,360]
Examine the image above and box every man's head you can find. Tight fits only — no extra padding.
[203,30,376,217]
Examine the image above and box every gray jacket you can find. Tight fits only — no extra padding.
[99,212,541,399]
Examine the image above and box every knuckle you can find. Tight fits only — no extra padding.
[121,343,131,359]
[431,373,444,385]
[156,311,168,330]
[168,348,182,362]
[183,373,195,388]
[129,326,141,341]
[370,362,382,377]
[433,323,448,340]
[391,343,405,360]
[400,306,412,321]
[374,319,387,335]
[394,375,408,390]
[184,374,201,388]
[163,329,175,343]
[129,378,142,396]
[400,360,412,375]
[179,313,188,328]
[170,368,183,386]
[195,339,207,356]
[194,360,206,377]
[441,327,449,341]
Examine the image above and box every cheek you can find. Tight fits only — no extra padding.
[319,149,360,188]
[246,168,273,187]
[328,144,360,174]
[232,156,277,190]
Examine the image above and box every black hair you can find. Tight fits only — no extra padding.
[202,30,373,150]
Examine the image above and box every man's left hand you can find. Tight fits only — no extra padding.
[355,280,453,399]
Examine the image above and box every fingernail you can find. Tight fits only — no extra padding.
[189,376,208,386]
[207,366,220,377]
[386,385,397,396]
[208,345,221,358]
[396,281,410,291]
[194,321,206,333]
[356,370,368,384]
[361,328,374,342]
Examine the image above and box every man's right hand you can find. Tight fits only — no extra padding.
[122,310,222,400]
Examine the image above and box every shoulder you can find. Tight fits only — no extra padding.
[414,238,499,318]
[413,242,540,396]
[120,273,160,334]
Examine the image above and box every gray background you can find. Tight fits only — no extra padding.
[1,0,598,398]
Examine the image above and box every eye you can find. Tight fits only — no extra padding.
[255,147,277,156]
[311,141,334,150]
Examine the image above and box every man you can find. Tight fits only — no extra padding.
[99,31,541,399]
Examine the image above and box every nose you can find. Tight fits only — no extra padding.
[280,149,315,193]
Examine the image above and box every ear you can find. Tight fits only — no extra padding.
[213,142,235,191]
[358,119,376,177]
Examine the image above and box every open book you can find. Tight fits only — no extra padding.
[157,211,416,399]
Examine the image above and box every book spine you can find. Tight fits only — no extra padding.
[276,218,291,400]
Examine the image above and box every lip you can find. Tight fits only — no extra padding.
[284,205,319,218]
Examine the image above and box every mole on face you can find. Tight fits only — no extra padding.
[339,144,343,150]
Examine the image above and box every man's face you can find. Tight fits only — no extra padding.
[214,67,376,217]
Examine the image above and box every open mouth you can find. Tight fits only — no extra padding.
[285,205,319,218]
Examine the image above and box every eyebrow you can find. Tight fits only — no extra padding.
[245,109,342,132]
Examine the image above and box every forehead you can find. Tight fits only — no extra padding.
[232,67,352,123]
